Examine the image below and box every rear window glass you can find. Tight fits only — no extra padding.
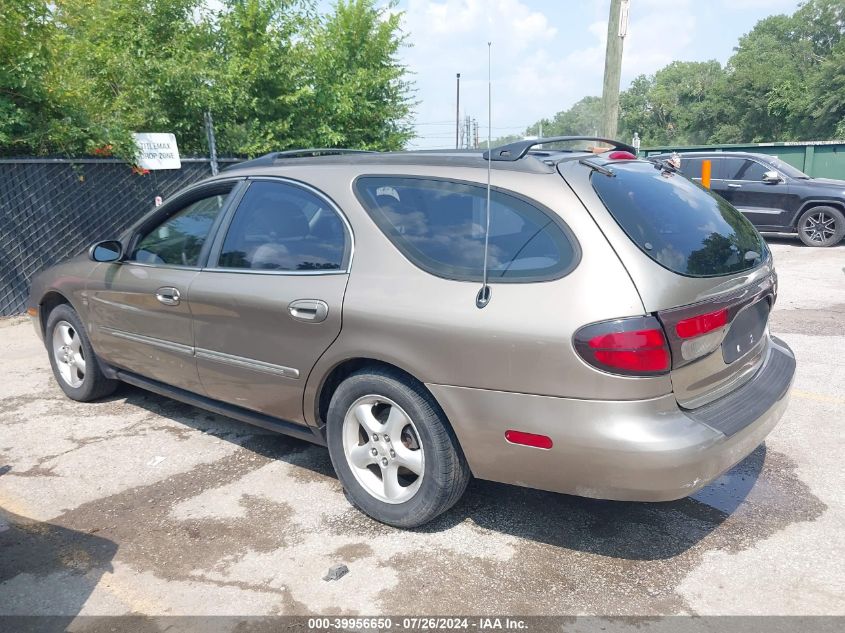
[590,161,767,277]
[680,157,704,179]
[354,177,578,282]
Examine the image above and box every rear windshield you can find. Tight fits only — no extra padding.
[590,161,767,277]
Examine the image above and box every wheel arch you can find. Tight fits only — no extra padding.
[314,356,428,427]
[791,199,845,228]
[312,357,452,435]
[38,290,72,337]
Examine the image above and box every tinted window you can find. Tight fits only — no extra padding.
[768,156,809,179]
[680,157,705,179]
[218,181,347,271]
[133,193,229,266]
[722,158,768,181]
[355,177,577,282]
[591,161,767,277]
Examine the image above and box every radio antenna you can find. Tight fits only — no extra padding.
[476,41,493,309]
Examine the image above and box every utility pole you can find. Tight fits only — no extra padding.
[601,0,629,139]
[455,73,461,149]
[473,119,479,149]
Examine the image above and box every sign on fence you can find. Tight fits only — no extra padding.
[133,133,181,170]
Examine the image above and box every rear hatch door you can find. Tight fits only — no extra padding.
[558,157,777,409]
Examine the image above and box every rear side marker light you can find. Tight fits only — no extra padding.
[505,430,553,450]
[675,308,728,339]
[574,316,671,376]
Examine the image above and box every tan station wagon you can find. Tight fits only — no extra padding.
[27,138,795,527]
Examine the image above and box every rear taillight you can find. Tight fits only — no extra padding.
[672,308,730,363]
[675,308,728,339]
[574,316,670,376]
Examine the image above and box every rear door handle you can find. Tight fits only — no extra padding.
[727,183,742,188]
[155,287,181,306]
[288,299,329,323]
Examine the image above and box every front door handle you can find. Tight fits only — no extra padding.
[155,287,181,306]
[288,299,329,323]
[727,183,742,188]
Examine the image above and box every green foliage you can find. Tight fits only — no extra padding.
[507,0,845,148]
[211,0,313,156]
[528,96,602,137]
[297,0,414,151]
[619,61,726,145]
[0,0,413,158]
[0,1,59,153]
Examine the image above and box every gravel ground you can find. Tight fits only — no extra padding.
[0,237,843,619]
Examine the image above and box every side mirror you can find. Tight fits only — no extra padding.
[89,240,124,263]
[763,170,782,183]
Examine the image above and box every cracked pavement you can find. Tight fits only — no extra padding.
[0,238,843,618]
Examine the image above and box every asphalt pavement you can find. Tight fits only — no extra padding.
[0,237,842,619]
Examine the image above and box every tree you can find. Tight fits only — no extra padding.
[704,0,844,143]
[212,0,313,156]
[0,1,59,154]
[522,0,845,147]
[0,0,414,158]
[298,0,414,151]
[618,61,726,146]
[528,96,602,138]
[50,0,219,157]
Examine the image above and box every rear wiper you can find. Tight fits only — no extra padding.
[579,158,615,177]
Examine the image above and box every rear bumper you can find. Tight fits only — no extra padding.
[428,336,794,501]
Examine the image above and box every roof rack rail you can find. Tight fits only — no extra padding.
[482,136,637,162]
[226,148,378,171]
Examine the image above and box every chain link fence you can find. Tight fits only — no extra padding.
[0,158,241,316]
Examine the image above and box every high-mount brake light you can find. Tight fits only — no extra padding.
[574,316,671,376]
[607,150,638,160]
[675,308,729,339]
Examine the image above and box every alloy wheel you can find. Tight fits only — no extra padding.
[342,395,424,504]
[801,210,837,244]
[52,320,86,388]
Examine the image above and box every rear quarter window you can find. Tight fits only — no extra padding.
[354,177,578,282]
[590,161,767,277]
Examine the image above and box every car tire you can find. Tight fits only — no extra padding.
[326,367,471,528]
[797,206,845,247]
[46,304,118,402]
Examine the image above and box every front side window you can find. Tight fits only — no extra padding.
[722,158,768,182]
[354,177,577,282]
[591,161,768,278]
[132,192,229,266]
[217,181,348,271]
[768,157,809,179]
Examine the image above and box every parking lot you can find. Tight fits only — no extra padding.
[0,238,843,618]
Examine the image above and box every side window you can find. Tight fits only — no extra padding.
[680,158,704,179]
[722,158,767,181]
[354,177,578,282]
[132,192,230,266]
[740,160,769,181]
[218,180,348,271]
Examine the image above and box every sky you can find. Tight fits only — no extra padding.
[371,0,804,149]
